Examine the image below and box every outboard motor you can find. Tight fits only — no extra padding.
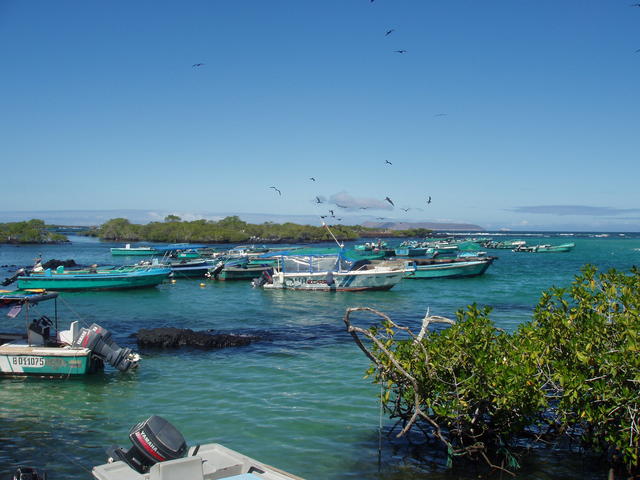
[12,466,47,480]
[2,268,25,287]
[107,415,188,473]
[251,268,273,288]
[73,324,140,372]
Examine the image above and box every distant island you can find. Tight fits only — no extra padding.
[0,216,487,245]
[82,216,434,244]
[0,219,69,244]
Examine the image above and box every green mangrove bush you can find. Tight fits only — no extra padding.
[344,266,640,476]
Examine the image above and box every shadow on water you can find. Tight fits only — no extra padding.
[337,425,610,480]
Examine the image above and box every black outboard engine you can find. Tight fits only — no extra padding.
[12,466,46,480]
[72,324,140,372]
[2,268,25,287]
[107,415,188,473]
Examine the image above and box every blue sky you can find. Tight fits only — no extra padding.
[1,0,638,231]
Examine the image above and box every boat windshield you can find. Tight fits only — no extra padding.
[279,255,351,273]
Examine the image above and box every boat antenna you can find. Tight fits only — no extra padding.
[322,222,344,249]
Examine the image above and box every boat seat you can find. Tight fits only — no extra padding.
[57,321,81,346]
[149,456,204,480]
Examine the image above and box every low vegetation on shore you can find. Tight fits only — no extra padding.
[84,216,432,243]
[346,265,640,477]
[0,219,68,244]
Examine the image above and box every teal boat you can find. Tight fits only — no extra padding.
[214,263,274,281]
[537,242,575,252]
[15,265,171,290]
[0,291,140,377]
[111,244,159,256]
[514,242,575,253]
[394,247,429,257]
[404,256,496,279]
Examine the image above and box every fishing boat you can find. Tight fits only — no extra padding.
[394,246,428,257]
[354,240,387,251]
[111,244,159,256]
[208,258,274,281]
[253,252,406,291]
[483,239,526,249]
[88,415,303,480]
[403,255,496,279]
[0,290,140,376]
[513,242,575,253]
[165,259,216,278]
[14,265,171,290]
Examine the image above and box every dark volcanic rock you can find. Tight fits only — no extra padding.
[42,259,78,269]
[135,327,259,349]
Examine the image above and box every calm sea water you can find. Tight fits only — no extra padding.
[1,234,639,479]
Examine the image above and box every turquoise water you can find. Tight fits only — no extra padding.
[1,234,639,479]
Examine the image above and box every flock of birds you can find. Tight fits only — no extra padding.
[257,3,437,225]
[189,3,639,227]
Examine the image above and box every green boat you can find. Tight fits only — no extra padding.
[514,242,575,253]
[15,265,171,291]
[404,256,496,279]
[110,244,159,256]
[0,291,140,377]
[215,264,274,281]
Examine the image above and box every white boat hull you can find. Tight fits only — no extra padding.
[264,268,405,291]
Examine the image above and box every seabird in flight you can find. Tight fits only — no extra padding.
[269,186,281,195]
[385,197,395,207]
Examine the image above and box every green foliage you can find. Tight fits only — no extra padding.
[524,265,640,473]
[94,217,425,244]
[352,266,640,474]
[0,219,68,244]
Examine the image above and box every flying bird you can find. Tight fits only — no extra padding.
[309,177,316,181]
[192,63,205,68]
[329,209,335,216]
[427,196,432,204]
[320,215,328,219]
[394,50,407,54]
[359,207,369,210]
[385,29,395,36]
[269,186,281,195]
[336,204,349,209]
[336,218,342,221]
[315,196,323,204]
[385,160,393,165]
[400,207,410,212]
[385,197,395,207]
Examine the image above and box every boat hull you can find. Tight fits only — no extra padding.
[217,265,272,281]
[110,248,158,256]
[265,269,405,291]
[404,259,494,279]
[0,344,98,376]
[16,269,171,290]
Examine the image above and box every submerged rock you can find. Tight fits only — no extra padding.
[135,327,259,349]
